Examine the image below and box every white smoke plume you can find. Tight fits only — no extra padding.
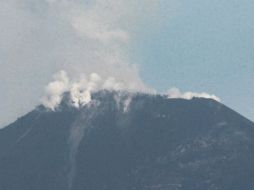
[42,71,70,110]
[0,0,223,126]
[0,0,158,126]
[42,70,149,110]
[167,87,221,102]
[40,0,157,110]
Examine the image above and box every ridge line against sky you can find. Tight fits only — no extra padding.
[0,0,253,127]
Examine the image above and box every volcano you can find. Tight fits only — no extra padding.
[0,91,254,190]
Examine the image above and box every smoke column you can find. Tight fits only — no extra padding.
[0,0,157,126]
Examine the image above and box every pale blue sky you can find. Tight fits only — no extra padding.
[131,0,254,121]
[0,0,253,127]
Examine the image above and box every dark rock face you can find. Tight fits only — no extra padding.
[0,91,254,190]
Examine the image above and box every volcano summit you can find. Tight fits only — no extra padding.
[0,91,253,190]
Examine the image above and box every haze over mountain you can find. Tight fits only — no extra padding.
[1,0,253,127]
[0,90,253,190]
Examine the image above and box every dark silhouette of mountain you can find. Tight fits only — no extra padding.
[0,91,253,190]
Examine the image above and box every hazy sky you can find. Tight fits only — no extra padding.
[133,0,254,121]
[0,0,253,127]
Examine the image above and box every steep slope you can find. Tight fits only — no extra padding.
[0,91,253,190]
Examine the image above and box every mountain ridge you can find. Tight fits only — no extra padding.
[0,90,254,190]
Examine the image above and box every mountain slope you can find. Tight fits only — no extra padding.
[0,91,254,190]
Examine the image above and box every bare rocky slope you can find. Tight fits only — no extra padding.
[0,91,254,190]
